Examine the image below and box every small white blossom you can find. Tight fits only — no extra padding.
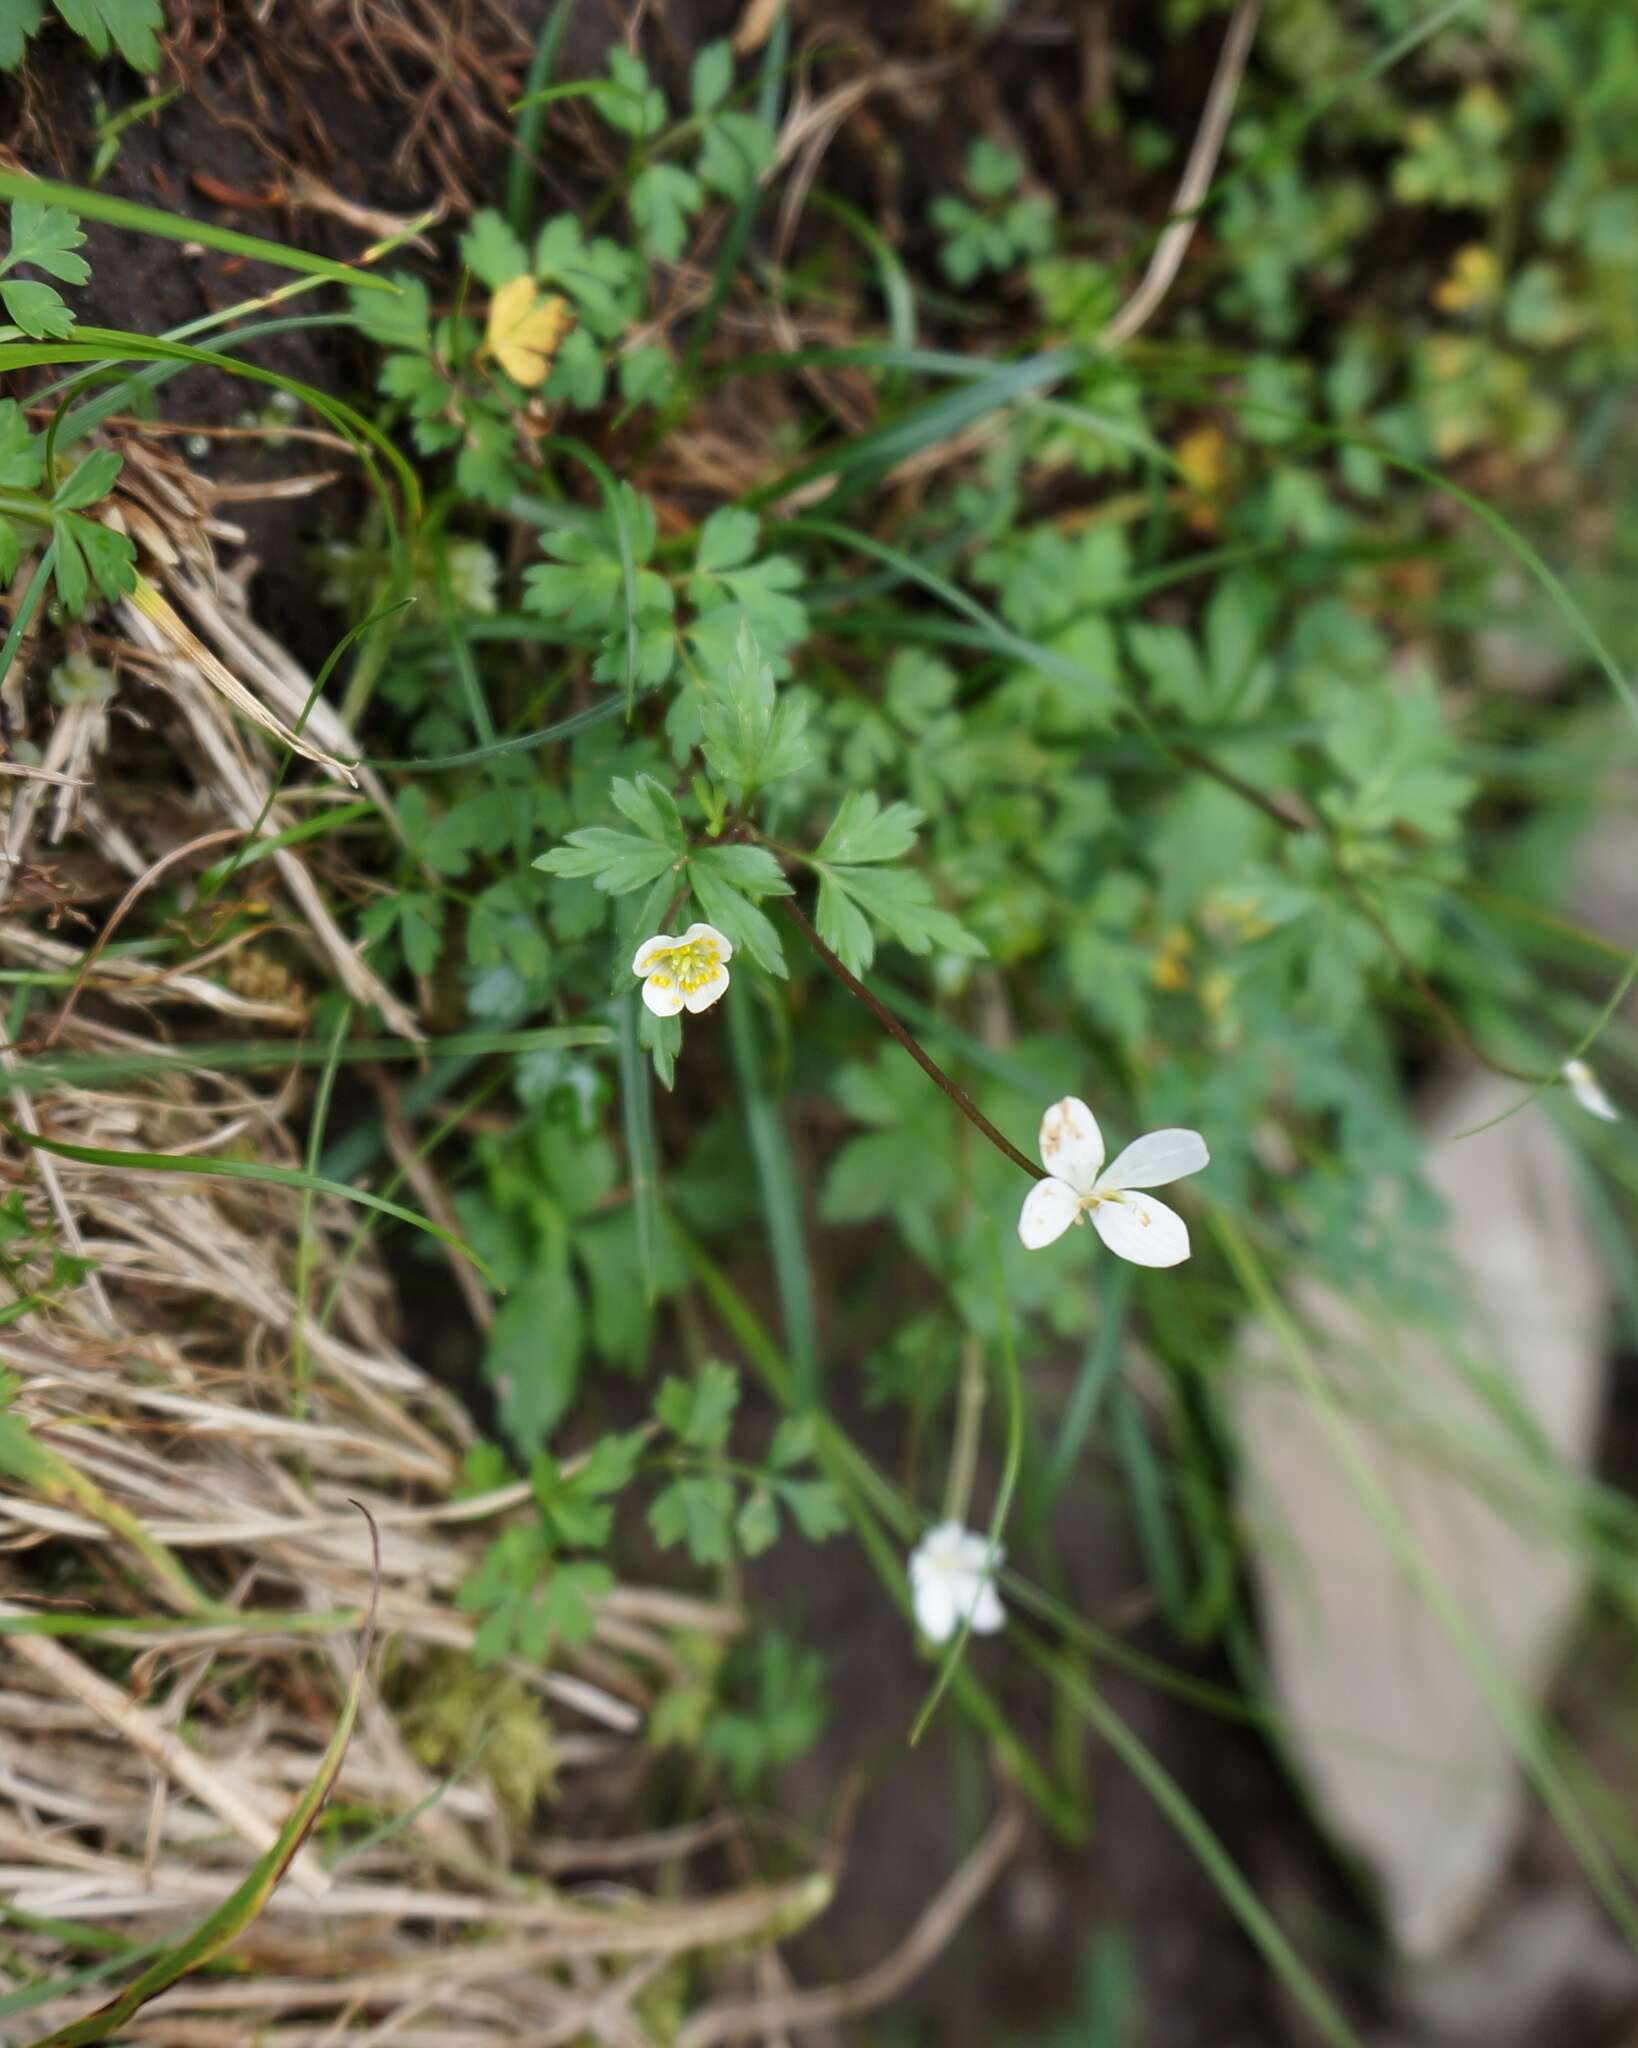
[1018,1096,1208,1268]
[908,1521,1006,1644]
[632,922,732,1017]
[1563,1057,1619,1123]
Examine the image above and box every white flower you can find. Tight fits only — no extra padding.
[632,922,732,1017]
[1563,1057,1619,1123]
[908,1521,1006,1644]
[1017,1096,1208,1268]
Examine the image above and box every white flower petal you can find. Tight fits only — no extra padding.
[967,1576,1007,1635]
[680,964,730,1013]
[1098,1127,1210,1192]
[641,974,685,1017]
[907,1523,1006,1643]
[952,1529,1002,1574]
[632,933,678,977]
[1018,1176,1081,1250]
[1091,1190,1191,1268]
[914,1520,966,1566]
[912,1571,960,1644]
[681,920,733,964]
[1564,1058,1619,1123]
[1038,1096,1104,1191]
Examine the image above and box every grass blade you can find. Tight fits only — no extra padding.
[0,170,394,290]
[1036,1265,1132,1519]
[1029,1641,1363,2048]
[0,1406,207,1616]
[3,1026,611,1092]
[725,979,819,1399]
[617,991,662,1305]
[506,0,579,235]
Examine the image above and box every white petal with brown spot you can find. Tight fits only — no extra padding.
[1017,1095,1208,1268]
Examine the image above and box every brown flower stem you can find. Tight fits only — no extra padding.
[777,890,1044,1181]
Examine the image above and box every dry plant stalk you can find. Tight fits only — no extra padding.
[0,1029,824,2043]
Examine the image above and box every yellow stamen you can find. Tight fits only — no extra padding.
[646,937,722,995]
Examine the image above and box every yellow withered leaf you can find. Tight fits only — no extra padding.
[485,275,573,388]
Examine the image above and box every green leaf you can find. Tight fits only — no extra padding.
[381,350,447,416]
[531,1461,612,1550]
[618,344,675,408]
[575,1425,648,1497]
[1128,621,1207,719]
[736,1487,780,1556]
[348,273,431,352]
[1,276,72,339]
[701,1633,826,1791]
[483,1264,582,1455]
[691,39,733,115]
[528,1560,613,1652]
[631,162,702,263]
[654,1359,740,1448]
[535,827,676,895]
[52,446,120,510]
[38,500,135,618]
[689,840,791,900]
[531,1428,644,1548]
[813,870,876,977]
[687,544,808,675]
[5,200,88,284]
[695,505,759,573]
[396,892,442,976]
[649,1474,736,1566]
[698,620,814,794]
[49,518,87,615]
[609,772,686,851]
[460,208,527,289]
[0,1,45,71]
[967,137,1023,200]
[600,47,666,139]
[53,0,162,68]
[687,859,787,978]
[535,215,643,338]
[776,1477,847,1542]
[814,862,982,974]
[815,791,923,866]
[698,110,773,203]
[0,397,43,488]
[524,481,671,680]
[639,1003,681,1090]
[544,325,605,409]
[767,1414,817,1469]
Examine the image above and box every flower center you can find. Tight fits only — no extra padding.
[649,936,722,995]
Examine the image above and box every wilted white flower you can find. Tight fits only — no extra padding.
[1563,1057,1619,1123]
[445,538,501,615]
[632,922,732,1017]
[908,1521,1006,1644]
[1018,1096,1208,1268]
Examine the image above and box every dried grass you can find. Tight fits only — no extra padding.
[0,998,841,2040]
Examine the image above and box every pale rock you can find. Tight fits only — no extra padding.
[1236,1071,1609,1956]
